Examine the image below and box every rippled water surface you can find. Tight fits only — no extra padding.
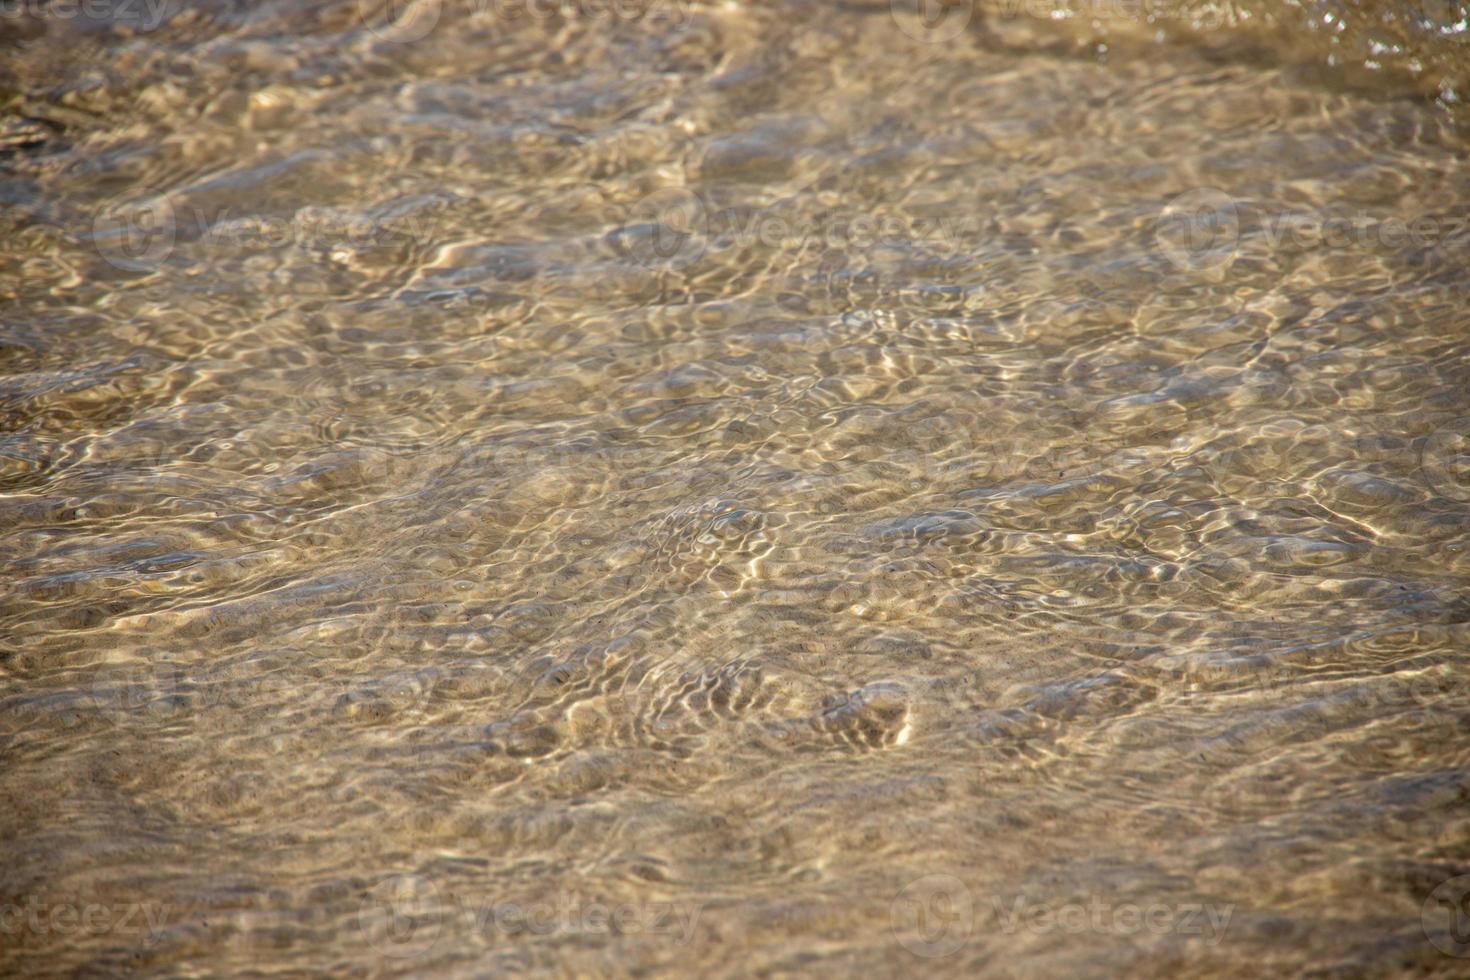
[4,0,1470,975]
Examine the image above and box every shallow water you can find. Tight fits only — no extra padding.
[3,0,1470,975]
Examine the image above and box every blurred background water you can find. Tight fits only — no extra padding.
[2,0,1470,974]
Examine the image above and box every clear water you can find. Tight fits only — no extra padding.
[3,0,1470,975]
